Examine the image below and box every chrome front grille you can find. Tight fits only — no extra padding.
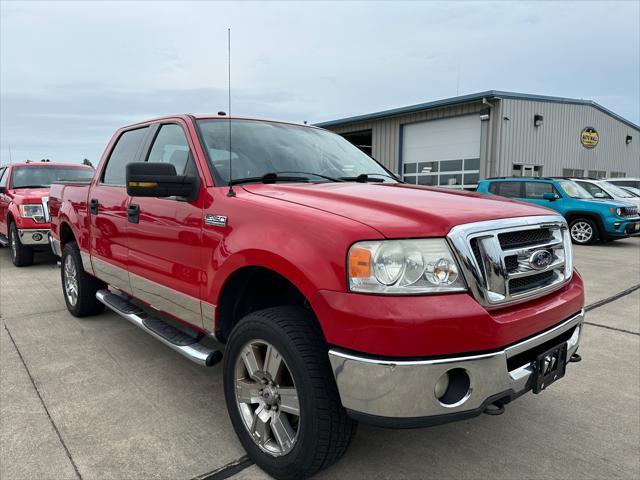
[448,215,572,307]
[620,206,638,218]
[42,196,50,222]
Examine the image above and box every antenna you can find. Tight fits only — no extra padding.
[226,28,236,197]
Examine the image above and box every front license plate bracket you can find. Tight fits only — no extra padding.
[533,343,567,393]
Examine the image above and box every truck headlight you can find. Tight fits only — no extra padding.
[348,239,467,294]
[19,204,46,223]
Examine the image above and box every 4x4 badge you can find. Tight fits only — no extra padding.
[204,214,228,227]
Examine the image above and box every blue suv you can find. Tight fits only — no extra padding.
[476,177,640,244]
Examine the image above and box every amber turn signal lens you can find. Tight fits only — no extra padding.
[128,181,158,188]
[349,247,371,278]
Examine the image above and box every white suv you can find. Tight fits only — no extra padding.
[573,178,640,209]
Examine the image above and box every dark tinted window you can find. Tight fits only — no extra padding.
[102,127,148,185]
[440,160,463,172]
[524,182,557,199]
[147,124,196,176]
[10,166,94,188]
[490,181,522,198]
[464,158,480,170]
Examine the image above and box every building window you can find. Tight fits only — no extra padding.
[513,164,543,177]
[587,170,606,179]
[562,168,584,178]
[403,157,479,189]
[609,171,626,178]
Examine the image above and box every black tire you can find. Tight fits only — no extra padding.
[61,241,106,317]
[9,222,34,267]
[223,306,356,480]
[569,218,599,245]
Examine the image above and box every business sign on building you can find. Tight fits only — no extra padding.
[580,127,599,149]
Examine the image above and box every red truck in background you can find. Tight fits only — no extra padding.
[48,115,585,479]
[0,162,94,266]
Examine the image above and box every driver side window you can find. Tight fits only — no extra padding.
[147,124,196,177]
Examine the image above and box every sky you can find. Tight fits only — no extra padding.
[1,0,639,165]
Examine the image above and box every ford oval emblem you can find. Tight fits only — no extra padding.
[529,250,553,270]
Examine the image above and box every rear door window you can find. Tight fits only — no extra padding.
[102,127,149,185]
[524,182,557,199]
[490,181,523,198]
[146,124,196,176]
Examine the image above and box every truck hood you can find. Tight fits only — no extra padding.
[243,183,558,237]
[10,187,50,203]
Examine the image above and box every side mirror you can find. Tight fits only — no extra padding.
[126,162,198,201]
[543,192,558,201]
[593,192,606,199]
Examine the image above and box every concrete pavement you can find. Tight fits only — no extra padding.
[1,239,638,479]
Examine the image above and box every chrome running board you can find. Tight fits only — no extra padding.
[96,290,222,367]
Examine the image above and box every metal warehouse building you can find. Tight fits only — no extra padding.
[317,91,640,189]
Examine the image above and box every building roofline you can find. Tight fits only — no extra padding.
[315,90,640,131]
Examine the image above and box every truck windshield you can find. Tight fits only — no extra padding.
[197,119,396,184]
[11,165,94,189]
[558,180,593,199]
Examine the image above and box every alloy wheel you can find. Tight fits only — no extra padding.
[234,340,300,457]
[9,229,17,260]
[63,254,79,306]
[570,221,593,243]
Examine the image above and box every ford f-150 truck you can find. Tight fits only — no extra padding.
[49,115,585,479]
[0,162,94,266]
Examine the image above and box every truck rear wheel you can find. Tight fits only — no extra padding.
[223,306,356,480]
[9,222,34,267]
[61,241,105,317]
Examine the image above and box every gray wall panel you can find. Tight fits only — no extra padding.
[497,99,640,177]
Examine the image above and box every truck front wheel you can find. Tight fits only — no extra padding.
[61,241,105,317]
[9,222,34,267]
[223,306,356,480]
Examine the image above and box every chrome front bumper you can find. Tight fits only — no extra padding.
[18,228,51,246]
[328,310,583,427]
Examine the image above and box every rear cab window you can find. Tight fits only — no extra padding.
[101,127,149,185]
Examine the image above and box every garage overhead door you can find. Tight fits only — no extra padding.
[402,115,481,188]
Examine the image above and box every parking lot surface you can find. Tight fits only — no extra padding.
[1,239,639,480]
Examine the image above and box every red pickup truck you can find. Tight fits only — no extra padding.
[0,162,94,266]
[49,115,584,479]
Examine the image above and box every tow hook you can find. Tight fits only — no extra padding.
[483,400,505,416]
[569,353,582,363]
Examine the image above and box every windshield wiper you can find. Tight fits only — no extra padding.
[274,171,343,182]
[338,174,386,183]
[229,172,310,186]
[13,184,50,189]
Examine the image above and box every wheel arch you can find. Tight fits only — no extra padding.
[564,211,605,239]
[215,265,320,343]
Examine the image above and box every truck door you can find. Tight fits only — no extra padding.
[89,126,149,294]
[126,122,206,329]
